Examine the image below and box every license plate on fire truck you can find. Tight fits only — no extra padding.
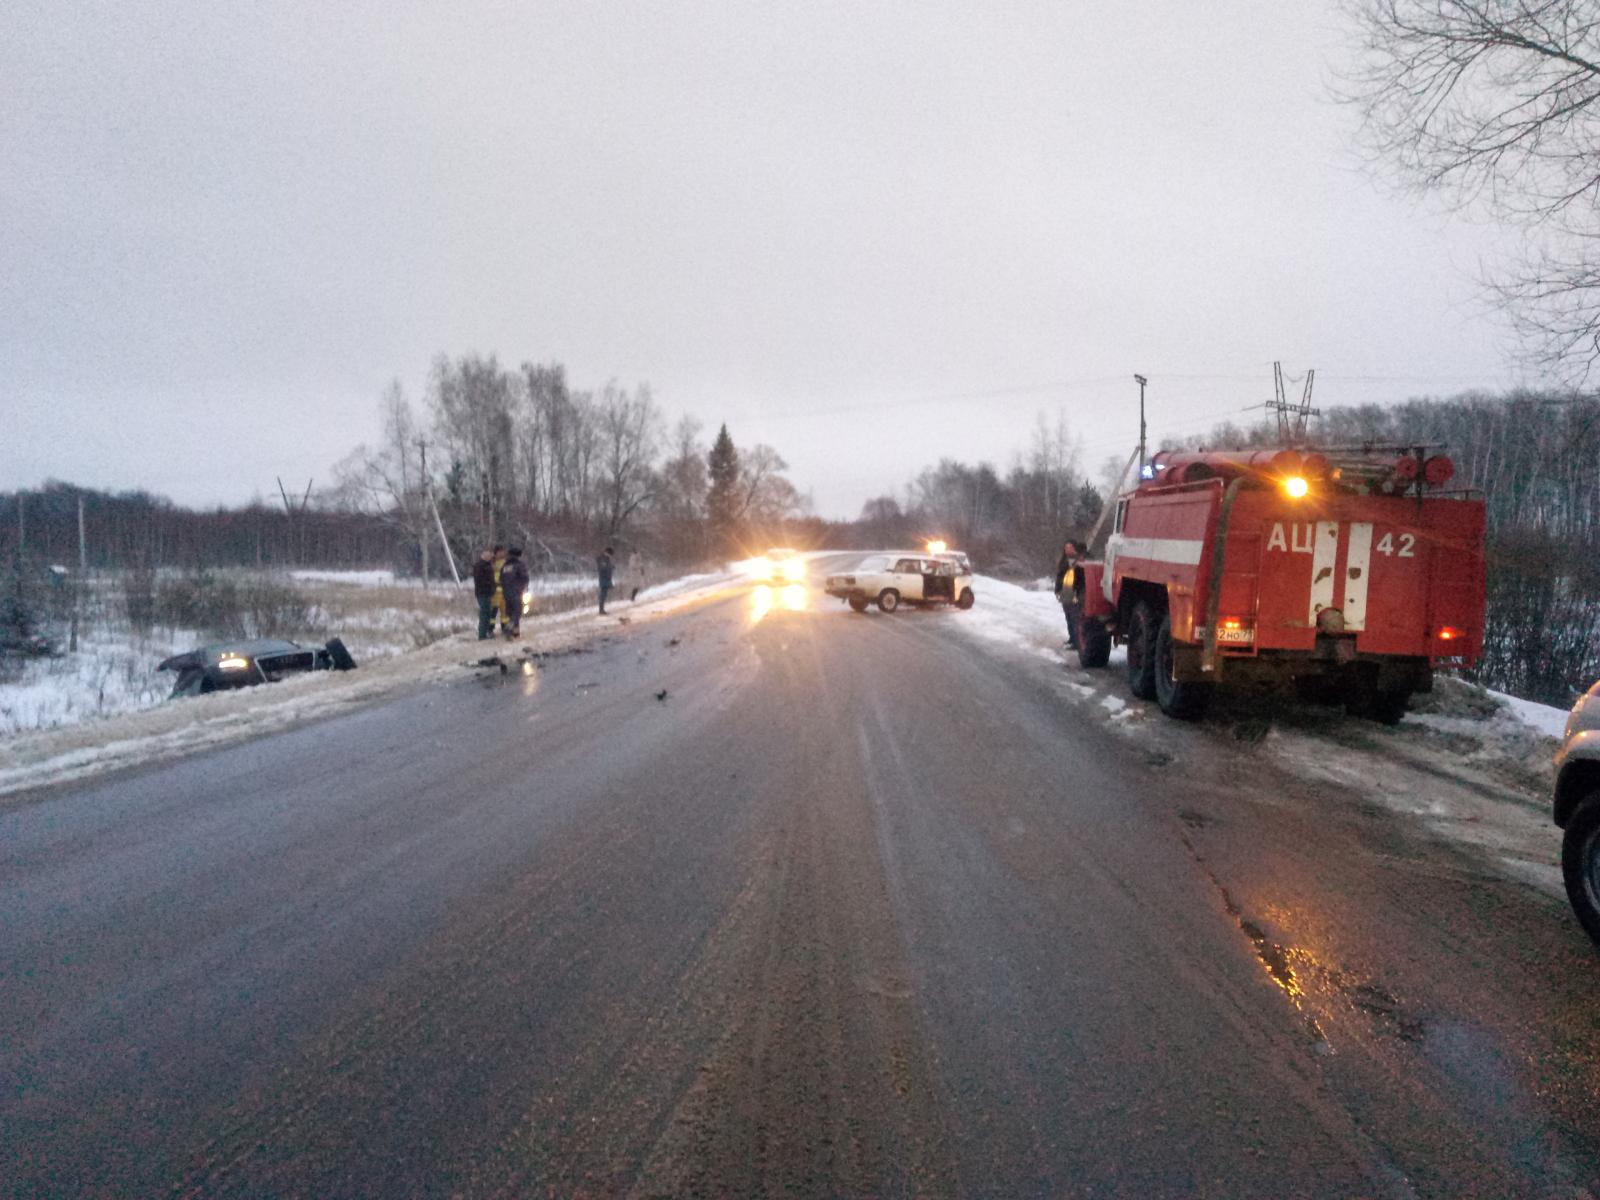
[1210,625,1255,645]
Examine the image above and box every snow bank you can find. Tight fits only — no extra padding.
[289,569,399,586]
[960,575,1126,667]
[949,573,1568,894]
[0,570,736,796]
[1490,690,1571,740]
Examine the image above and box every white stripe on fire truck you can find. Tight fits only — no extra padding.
[1343,521,1373,632]
[1308,520,1339,624]
[1113,537,1204,566]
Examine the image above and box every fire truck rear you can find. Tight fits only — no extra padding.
[1077,446,1486,722]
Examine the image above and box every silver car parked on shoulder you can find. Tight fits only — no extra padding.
[1556,680,1600,946]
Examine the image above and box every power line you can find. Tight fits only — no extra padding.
[725,368,1518,425]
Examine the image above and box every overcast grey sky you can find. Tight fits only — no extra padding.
[3,1,1533,518]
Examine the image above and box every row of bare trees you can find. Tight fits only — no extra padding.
[842,413,1106,574]
[328,353,807,573]
[1,356,809,581]
[0,484,398,574]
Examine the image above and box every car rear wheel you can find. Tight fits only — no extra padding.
[848,595,869,613]
[1127,601,1159,700]
[1077,616,1111,669]
[877,589,900,613]
[325,637,357,671]
[956,588,975,610]
[1152,613,1210,719]
[1562,794,1600,948]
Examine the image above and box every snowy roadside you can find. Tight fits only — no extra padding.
[0,570,610,737]
[0,571,735,801]
[956,574,1570,893]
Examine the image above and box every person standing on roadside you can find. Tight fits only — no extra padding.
[627,548,648,603]
[1054,538,1086,650]
[597,546,615,614]
[490,545,509,637]
[500,546,530,640]
[473,546,499,640]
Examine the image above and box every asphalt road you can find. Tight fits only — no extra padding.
[4,565,1600,1198]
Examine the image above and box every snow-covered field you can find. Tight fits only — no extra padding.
[955,573,1573,893]
[1,569,645,738]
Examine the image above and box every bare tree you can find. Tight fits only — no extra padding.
[1342,0,1600,378]
[736,444,806,527]
[330,381,438,580]
[656,417,709,559]
[429,354,519,541]
[597,382,662,536]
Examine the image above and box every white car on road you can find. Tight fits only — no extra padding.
[824,553,975,613]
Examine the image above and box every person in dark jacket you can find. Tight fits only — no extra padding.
[473,545,501,640]
[500,547,531,639]
[597,547,615,614]
[1054,539,1086,650]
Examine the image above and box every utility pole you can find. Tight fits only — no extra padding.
[300,479,314,565]
[277,476,294,567]
[1133,374,1149,475]
[276,476,314,565]
[431,489,461,585]
[415,438,431,588]
[417,438,461,585]
[78,494,87,575]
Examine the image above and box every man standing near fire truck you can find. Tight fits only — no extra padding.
[1054,538,1086,650]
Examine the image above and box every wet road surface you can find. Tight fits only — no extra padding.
[4,569,1600,1198]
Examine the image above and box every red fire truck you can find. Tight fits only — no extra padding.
[1077,446,1486,722]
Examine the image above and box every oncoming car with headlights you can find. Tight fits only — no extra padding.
[824,553,975,613]
[751,547,806,584]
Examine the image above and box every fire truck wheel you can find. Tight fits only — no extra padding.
[877,589,901,613]
[1077,617,1111,669]
[1153,614,1211,720]
[1127,602,1159,700]
[957,588,975,610]
[848,595,869,613]
[1561,794,1600,948]
[1348,686,1410,725]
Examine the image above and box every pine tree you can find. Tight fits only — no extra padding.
[706,424,741,553]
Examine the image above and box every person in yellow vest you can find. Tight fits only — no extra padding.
[1053,538,1085,650]
[490,545,509,636]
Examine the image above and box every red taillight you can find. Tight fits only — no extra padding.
[1423,455,1455,486]
[1437,625,1463,642]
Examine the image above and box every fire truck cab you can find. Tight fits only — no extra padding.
[1078,446,1486,722]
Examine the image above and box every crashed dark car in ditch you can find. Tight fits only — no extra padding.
[158,637,356,699]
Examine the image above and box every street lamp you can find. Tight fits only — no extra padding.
[1133,374,1148,476]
